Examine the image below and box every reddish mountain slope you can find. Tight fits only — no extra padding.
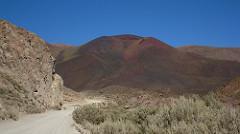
[178,46,240,62]
[48,44,73,57]
[54,35,240,92]
[48,44,78,63]
[217,77,240,105]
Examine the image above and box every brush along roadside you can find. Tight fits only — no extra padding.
[72,93,240,134]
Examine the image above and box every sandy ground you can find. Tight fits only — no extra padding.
[0,98,104,134]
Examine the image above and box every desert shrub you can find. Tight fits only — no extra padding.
[73,104,105,125]
[202,92,223,108]
[73,94,240,134]
[104,106,128,122]
[128,107,157,133]
[84,119,140,134]
[145,96,240,134]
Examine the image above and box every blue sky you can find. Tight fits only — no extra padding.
[0,0,240,47]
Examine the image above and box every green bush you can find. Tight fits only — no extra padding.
[73,94,240,134]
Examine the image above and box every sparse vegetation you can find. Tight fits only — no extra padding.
[73,104,105,125]
[73,93,240,134]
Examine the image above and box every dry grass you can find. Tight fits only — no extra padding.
[73,93,240,134]
[73,104,105,125]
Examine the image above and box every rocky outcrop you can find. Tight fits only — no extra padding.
[0,20,63,120]
[50,74,64,109]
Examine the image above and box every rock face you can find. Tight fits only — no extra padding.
[0,20,63,120]
[50,74,64,108]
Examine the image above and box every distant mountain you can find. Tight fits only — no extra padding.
[51,35,240,92]
[178,46,240,62]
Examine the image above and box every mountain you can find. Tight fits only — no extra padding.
[52,35,240,92]
[0,20,63,120]
[178,46,240,63]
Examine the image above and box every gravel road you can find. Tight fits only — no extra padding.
[0,98,104,134]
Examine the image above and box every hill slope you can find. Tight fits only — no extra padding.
[178,46,240,62]
[217,77,240,105]
[47,44,77,64]
[53,35,240,92]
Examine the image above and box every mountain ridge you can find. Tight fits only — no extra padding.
[178,45,240,62]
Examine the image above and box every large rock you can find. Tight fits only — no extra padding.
[50,73,64,108]
[0,20,63,120]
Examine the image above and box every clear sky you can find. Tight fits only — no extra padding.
[0,0,240,47]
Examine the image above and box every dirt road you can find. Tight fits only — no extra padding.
[0,98,103,134]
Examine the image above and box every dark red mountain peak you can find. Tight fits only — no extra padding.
[111,34,143,40]
[138,37,173,49]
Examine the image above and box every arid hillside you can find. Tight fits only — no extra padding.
[178,46,240,62]
[217,77,240,105]
[51,35,240,92]
[0,20,63,120]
